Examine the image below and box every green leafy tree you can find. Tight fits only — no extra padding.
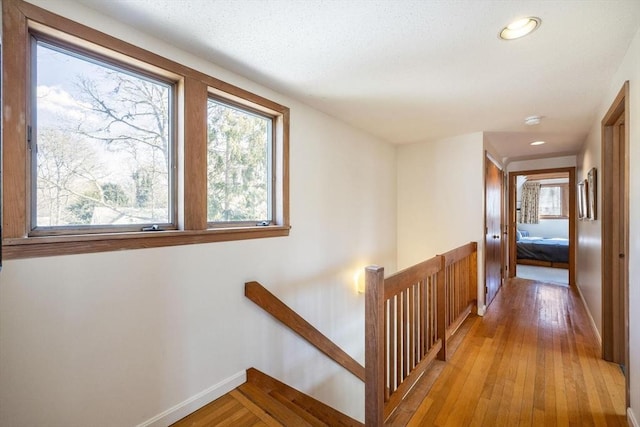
[102,182,129,207]
[66,183,129,225]
[207,101,269,222]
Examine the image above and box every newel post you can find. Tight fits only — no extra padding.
[365,266,385,427]
[436,255,447,361]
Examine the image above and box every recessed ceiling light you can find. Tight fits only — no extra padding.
[499,17,541,40]
[530,140,546,146]
[524,115,542,126]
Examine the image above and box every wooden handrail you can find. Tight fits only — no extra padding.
[440,241,477,267]
[245,281,366,382]
[366,242,478,425]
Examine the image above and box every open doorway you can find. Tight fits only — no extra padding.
[508,167,576,286]
[600,82,629,405]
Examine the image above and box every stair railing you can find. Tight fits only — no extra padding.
[245,281,365,381]
[440,242,478,339]
[245,241,478,426]
[365,241,478,426]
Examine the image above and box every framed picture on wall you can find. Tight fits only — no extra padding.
[578,180,588,220]
[588,167,597,220]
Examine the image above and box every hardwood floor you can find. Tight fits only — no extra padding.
[403,277,627,426]
[173,277,626,426]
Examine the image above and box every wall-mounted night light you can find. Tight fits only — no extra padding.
[353,269,365,294]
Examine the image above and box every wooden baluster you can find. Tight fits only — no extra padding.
[409,285,415,370]
[447,265,452,329]
[464,257,469,311]
[471,244,478,312]
[429,275,434,348]
[437,255,447,361]
[396,293,402,388]
[457,263,460,320]
[420,279,426,360]
[403,290,410,380]
[388,296,396,393]
[384,299,390,401]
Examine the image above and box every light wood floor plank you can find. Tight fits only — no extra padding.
[406,277,626,427]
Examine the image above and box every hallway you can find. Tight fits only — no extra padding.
[403,277,626,426]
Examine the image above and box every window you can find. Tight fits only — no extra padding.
[207,98,272,225]
[539,183,569,218]
[2,0,290,259]
[33,38,175,233]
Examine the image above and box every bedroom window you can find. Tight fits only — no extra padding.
[539,184,569,219]
[2,0,290,259]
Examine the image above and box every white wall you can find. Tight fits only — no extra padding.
[576,26,640,421]
[507,155,576,172]
[517,220,569,239]
[397,132,485,306]
[0,2,397,425]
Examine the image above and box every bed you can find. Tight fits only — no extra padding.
[516,230,569,268]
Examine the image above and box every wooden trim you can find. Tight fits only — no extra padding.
[2,0,291,258]
[3,227,291,259]
[246,368,364,427]
[2,0,30,239]
[517,259,569,269]
[508,167,576,286]
[280,109,290,227]
[523,172,569,181]
[244,282,365,382]
[600,81,629,406]
[182,78,208,230]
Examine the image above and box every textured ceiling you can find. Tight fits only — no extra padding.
[73,0,640,162]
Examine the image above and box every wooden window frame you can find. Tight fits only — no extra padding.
[538,183,569,219]
[1,0,290,259]
[205,94,277,228]
[30,33,180,235]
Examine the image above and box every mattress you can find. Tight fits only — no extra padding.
[516,237,569,263]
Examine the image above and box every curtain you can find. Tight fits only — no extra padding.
[520,182,541,224]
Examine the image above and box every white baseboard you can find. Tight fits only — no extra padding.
[136,370,246,427]
[477,305,486,316]
[629,407,639,427]
[575,283,602,346]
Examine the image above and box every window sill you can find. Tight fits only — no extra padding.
[2,225,291,259]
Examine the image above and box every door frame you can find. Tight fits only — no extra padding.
[600,81,629,406]
[507,167,576,286]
